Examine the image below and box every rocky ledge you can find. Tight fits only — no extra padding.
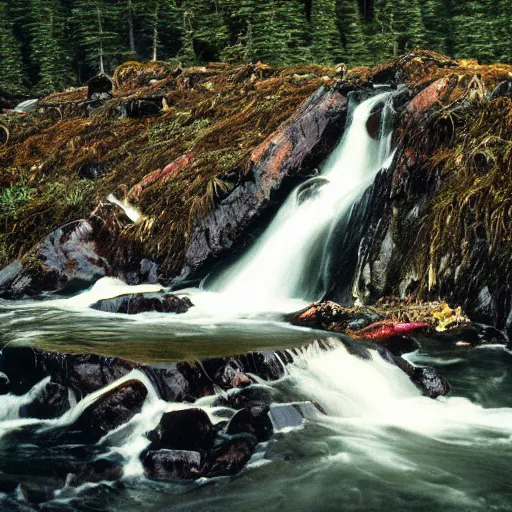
[286,299,508,348]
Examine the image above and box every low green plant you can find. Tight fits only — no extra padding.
[0,184,34,213]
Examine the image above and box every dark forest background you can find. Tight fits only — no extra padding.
[1,0,511,95]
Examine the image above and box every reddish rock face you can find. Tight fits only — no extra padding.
[184,86,351,272]
[128,152,194,200]
[407,77,449,116]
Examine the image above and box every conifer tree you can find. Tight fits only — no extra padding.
[72,0,123,75]
[418,0,448,54]
[452,1,496,62]
[492,0,511,63]
[30,0,76,93]
[337,0,369,65]
[219,0,309,65]
[373,0,425,59]
[0,2,25,93]
[275,0,311,65]
[181,0,230,62]
[310,0,342,64]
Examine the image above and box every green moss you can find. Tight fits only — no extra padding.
[0,184,34,213]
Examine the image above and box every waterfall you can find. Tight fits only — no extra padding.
[208,91,395,305]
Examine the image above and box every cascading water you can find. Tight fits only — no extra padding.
[209,91,395,305]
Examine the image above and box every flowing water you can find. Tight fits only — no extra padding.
[0,92,512,511]
[209,92,394,303]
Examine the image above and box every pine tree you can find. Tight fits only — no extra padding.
[372,0,426,60]
[493,0,511,63]
[452,1,496,62]
[275,0,311,65]
[72,0,123,76]
[0,2,25,94]
[418,0,448,54]
[30,0,76,93]
[180,0,230,62]
[219,0,308,66]
[310,0,342,64]
[337,0,369,65]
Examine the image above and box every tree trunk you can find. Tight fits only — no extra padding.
[128,0,136,54]
[152,2,159,61]
[97,6,105,74]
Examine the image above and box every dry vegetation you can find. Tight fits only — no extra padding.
[0,61,336,269]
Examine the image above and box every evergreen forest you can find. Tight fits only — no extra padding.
[1,0,511,95]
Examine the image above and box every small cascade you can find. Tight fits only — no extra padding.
[280,341,512,442]
[209,91,395,305]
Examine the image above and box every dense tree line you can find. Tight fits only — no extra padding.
[0,0,511,95]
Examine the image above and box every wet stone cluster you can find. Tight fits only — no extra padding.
[0,336,452,508]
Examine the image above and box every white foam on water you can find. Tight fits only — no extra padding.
[280,340,512,446]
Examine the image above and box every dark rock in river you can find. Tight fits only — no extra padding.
[68,458,124,487]
[146,409,215,452]
[380,350,451,399]
[0,372,10,395]
[182,85,351,280]
[20,381,70,420]
[90,292,193,315]
[19,482,56,506]
[0,347,136,397]
[0,220,110,299]
[205,438,256,478]
[226,401,273,442]
[69,379,147,443]
[142,450,203,481]
[269,402,324,430]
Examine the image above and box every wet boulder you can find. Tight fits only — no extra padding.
[406,77,450,117]
[19,381,70,420]
[0,372,10,395]
[0,220,110,300]
[68,379,148,443]
[413,366,451,398]
[90,292,193,315]
[149,362,214,403]
[146,408,215,452]
[204,439,256,478]
[366,102,384,139]
[183,86,351,276]
[226,401,273,442]
[285,301,379,332]
[269,402,324,430]
[68,458,124,487]
[237,351,287,381]
[382,350,450,399]
[142,450,203,481]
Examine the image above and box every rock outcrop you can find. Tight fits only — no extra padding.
[90,291,193,315]
[0,220,110,299]
[182,84,352,279]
